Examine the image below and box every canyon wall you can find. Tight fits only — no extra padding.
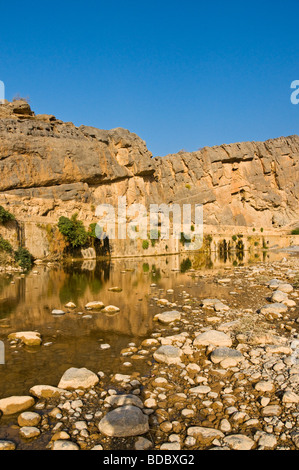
[0,100,298,258]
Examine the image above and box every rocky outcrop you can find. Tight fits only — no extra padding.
[0,100,298,229]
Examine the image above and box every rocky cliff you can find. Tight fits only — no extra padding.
[0,100,298,229]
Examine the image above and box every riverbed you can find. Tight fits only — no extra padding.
[0,250,298,450]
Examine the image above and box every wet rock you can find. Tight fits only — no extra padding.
[98,405,149,437]
[65,302,76,309]
[51,310,65,316]
[0,440,16,450]
[19,427,41,439]
[29,385,66,399]
[85,301,105,310]
[18,412,41,427]
[108,287,122,292]
[58,368,99,390]
[0,396,35,415]
[102,305,120,314]
[8,331,42,347]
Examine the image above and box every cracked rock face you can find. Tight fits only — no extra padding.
[0,100,298,228]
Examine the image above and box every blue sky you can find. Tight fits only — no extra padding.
[1,0,298,156]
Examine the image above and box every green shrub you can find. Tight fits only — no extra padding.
[0,206,15,224]
[14,247,33,270]
[0,235,13,253]
[291,228,299,235]
[143,263,150,272]
[58,214,88,248]
[232,235,237,242]
[142,240,149,250]
[88,223,97,239]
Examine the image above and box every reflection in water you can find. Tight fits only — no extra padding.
[0,250,279,396]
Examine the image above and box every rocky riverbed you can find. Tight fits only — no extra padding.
[0,255,298,451]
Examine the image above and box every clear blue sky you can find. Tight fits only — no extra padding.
[1,0,298,156]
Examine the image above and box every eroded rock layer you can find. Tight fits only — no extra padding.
[0,100,298,228]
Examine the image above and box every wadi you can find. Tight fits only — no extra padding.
[0,99,298,451]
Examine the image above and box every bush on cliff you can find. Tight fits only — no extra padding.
[0,206,15,224]
[0,235,13,253]
[14,247,33,270]
[58,214,88,248]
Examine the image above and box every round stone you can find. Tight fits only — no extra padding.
[98,405,149,437]
[18,412,41,427]
[19,427,41,439]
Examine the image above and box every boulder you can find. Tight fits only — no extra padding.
[18,412,41,427]
[102,305,120,314]
[98,405,149,437]
[210,347,243,364]
[223,434,255,450]
[29,385,66,399]
[0,440,16,450]
[8,331,42,347]
[194,330,232,348]
[154,310,181,324]
[85,301,105,310]
[0,396,35,415]
[104,394,143,409]
[58,368,99,390]
[19,427,40,439]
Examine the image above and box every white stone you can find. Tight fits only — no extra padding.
[58,368,99,390]
[194,330,232,348]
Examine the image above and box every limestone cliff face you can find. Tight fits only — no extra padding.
[0,100,298,229]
